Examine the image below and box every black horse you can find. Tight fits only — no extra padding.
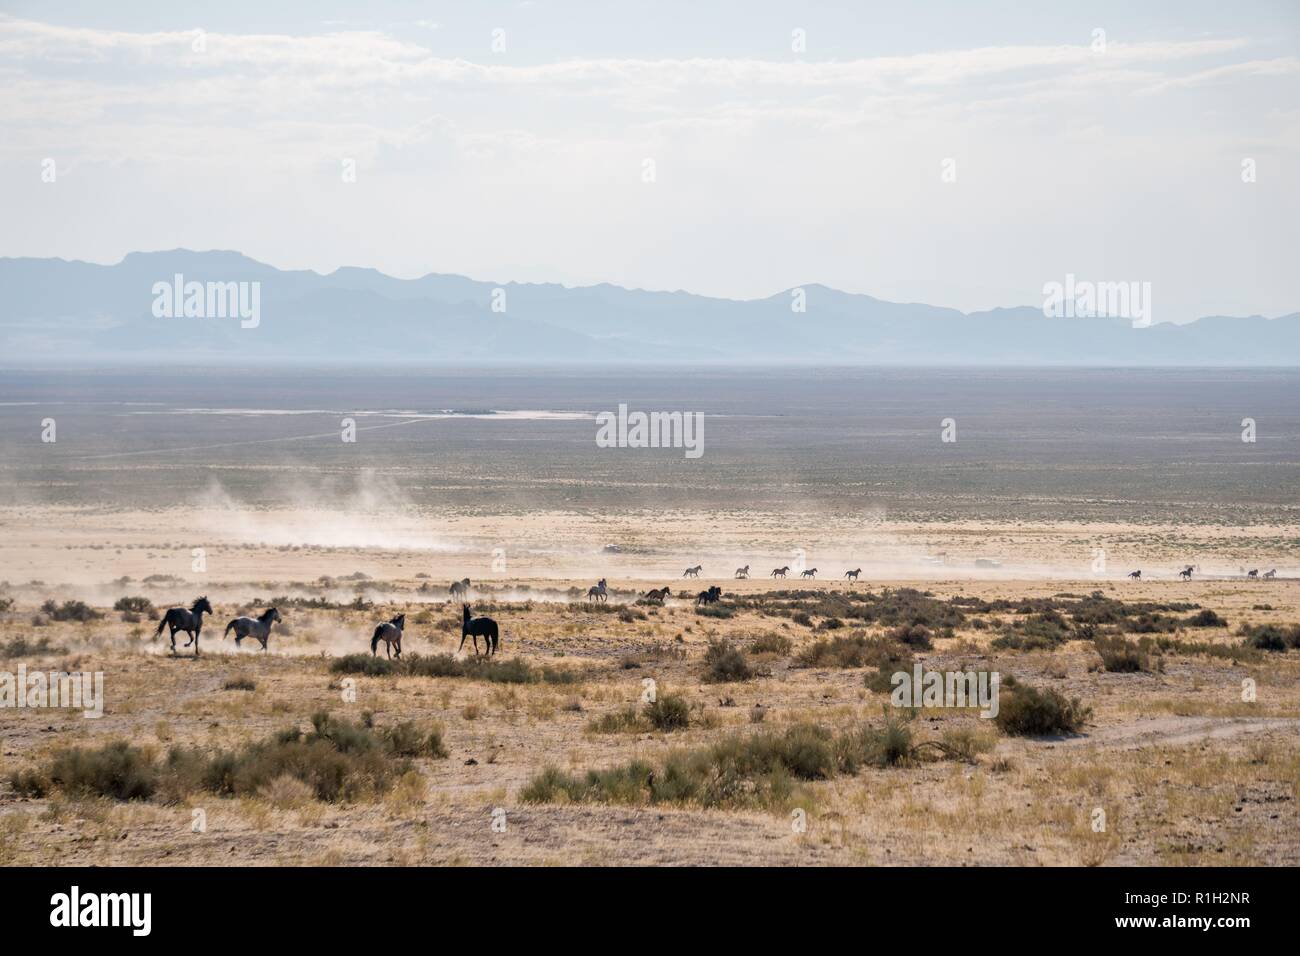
[154,596,214,656]
[459,604,499,657]
[696,585,723,605]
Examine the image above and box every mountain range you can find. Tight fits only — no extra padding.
[1,250,1296,365]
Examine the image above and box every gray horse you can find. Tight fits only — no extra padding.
[225,608,282,651]
[371,613,405,659]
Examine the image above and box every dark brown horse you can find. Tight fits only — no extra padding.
[154,596,214,656]
[459,604,499,657]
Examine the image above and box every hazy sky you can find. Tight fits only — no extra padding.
[2,1,1297,321]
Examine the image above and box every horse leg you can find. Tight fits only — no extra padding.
[194,632,201,657]
[458,634,467,654]
[169,625,178,654]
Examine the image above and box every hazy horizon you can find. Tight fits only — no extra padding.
[3,1,1298,323]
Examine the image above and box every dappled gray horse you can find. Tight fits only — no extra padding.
[225,608,282,651]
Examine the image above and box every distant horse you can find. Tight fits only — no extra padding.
[225,608,282,651]
[734,565,750,579]
[154,596,214,656]
[771,566,789,578]
[1178,566,1193,580]
[1247,569,1259,579]
[643,587,671,604]
[696,586,723,606]
[371,613,405,659]
[459,604,499,657]
[586,578,608,603]
[800,568,818,579]
[449,578,471,599]
[1128,570,1141,580]
[683,565,702,578]
[844,569,861,581]
[1264,569,1277,580]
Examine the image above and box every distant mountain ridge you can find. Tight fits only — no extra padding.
[1,250,1296,365]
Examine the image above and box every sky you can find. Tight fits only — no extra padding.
[1,0,1298,322]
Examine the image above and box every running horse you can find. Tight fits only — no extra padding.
[225,608,282,651]
[371,613,405,659]
[154,596,214,656]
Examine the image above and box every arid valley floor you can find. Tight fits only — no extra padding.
[0,506,1297,866]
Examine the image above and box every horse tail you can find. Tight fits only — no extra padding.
[371,625,384,653]
[224,619,236,638]
[154,613,168,637]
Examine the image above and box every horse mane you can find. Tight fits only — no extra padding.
[190,596,209,611]
[259,608,277,621]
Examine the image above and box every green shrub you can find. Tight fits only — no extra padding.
[695,605,734,619]
[113,596,154,614]
[17,713,445,805]
[1094,635,1151,673]
[644,694,691,731]
[331,654,397,676]
[749,632,792,656]
[1183,609,1227,628]
[886,623,933,650]
[522,718,929,810]
[382,720,448,758]
[27,742,157,800]
[995,684,1091,736]
[992,611,1073,650]
[796,634,908,670]
[0,635,66,659]
[702,639,753,683]
[330,653,588,685]
[588,706,645,734]
[1238,623,1300,652]
[40,599,102,623]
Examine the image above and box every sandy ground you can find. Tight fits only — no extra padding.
[0,505,1297,866]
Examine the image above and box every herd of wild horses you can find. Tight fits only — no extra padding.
[149,562,1280,658]
[153,594,498,659]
